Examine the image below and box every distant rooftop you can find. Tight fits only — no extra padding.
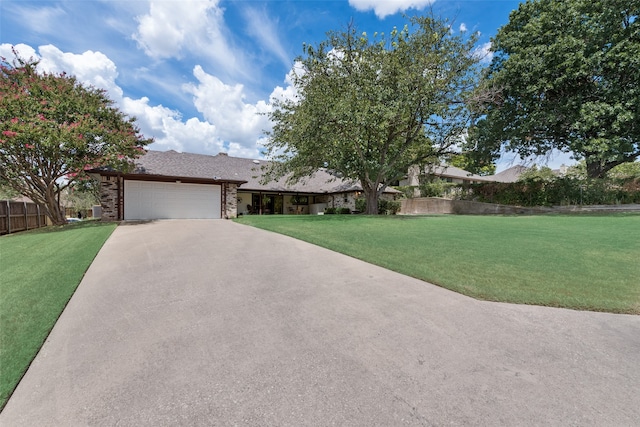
[491,165,529,183]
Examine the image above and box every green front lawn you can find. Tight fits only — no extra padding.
[0,221,117,410]
[236,214,640,314]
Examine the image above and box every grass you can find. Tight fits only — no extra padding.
[235,214,640,315]
[0,221,117,410]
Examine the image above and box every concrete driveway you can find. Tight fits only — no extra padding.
[2,220,639,426]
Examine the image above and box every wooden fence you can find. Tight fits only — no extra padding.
[0,200,49,235]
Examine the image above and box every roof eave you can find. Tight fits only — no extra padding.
[87,169,247,185]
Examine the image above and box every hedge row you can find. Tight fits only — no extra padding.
[460,177,640,207]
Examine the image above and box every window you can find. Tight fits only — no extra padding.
[290,195,308,205]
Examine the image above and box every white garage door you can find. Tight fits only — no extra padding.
[124,181,221,220]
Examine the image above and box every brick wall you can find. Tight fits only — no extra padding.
[224,183,238,218]
[100,176,121,221]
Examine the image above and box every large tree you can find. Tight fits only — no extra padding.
[470,0,639,178]
[264,16,481,214]
[0,54,151,224]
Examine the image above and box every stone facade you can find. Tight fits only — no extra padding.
[315,192,357,212]
[100,175,121,221]
[224,183,238,219]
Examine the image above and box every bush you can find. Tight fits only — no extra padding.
[325,207,336,214]
[339,207,351,214]
[394,186,415,198]
[379,199,401,215]
[419,181,458,197]
[461,177,640,206]
[354,197,400,214]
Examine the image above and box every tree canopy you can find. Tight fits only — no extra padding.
[0,54,152,224]
[264,15,481,213]
[470,0,640,178]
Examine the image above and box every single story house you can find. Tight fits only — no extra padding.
[89,150,399,221]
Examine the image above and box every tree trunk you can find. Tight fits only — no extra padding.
[362,183,379,215]
[44,186,67,225]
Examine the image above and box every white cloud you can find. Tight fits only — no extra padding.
[242,6,290,67]
[473,42,493,63]
[184,65,273,154]
[269,63,302,104]
[38,45,123,100]
[122,96,225,154]
[132,0,242,76]
[348,0,435,19]
[0,43,38,62]
[7,4,66,35]
[1,43,122,100]
[459,23,467,33]
[133,2,187,59]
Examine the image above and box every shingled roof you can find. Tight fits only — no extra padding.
[491,165,529,183]
[129,150,395,194]
[428,165,494,182]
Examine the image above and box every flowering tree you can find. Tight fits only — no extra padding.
[0,54,152,224]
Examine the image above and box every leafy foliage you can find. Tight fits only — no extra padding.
[463,177,640,206]
[64,178,101,212]
[324,207,352,214]
[419,180,459,198]
[354,197,400,214]
[264,15,482,213]
[0,53,152,224]
[0,179,19,200]
[608,161,640,179]
[516,165,557,183]
[448,152,496,176]
[470,0,640,178]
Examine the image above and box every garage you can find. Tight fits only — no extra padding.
[124,180,221,220]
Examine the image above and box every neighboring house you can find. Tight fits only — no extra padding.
[490,165,529,183]
[400,164,536,187]
[399,165,495,187]
[491,165,569,183]
[89,150,399,221]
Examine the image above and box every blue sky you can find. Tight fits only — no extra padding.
[0,0,573,170]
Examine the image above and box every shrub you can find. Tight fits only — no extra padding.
[325,207,336,214]
[379,199,401,215]
[419,181,458,197]
[461,177,640,206]
[355,197,400,214]
[339,207,351,214]
[394,186,414,198]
